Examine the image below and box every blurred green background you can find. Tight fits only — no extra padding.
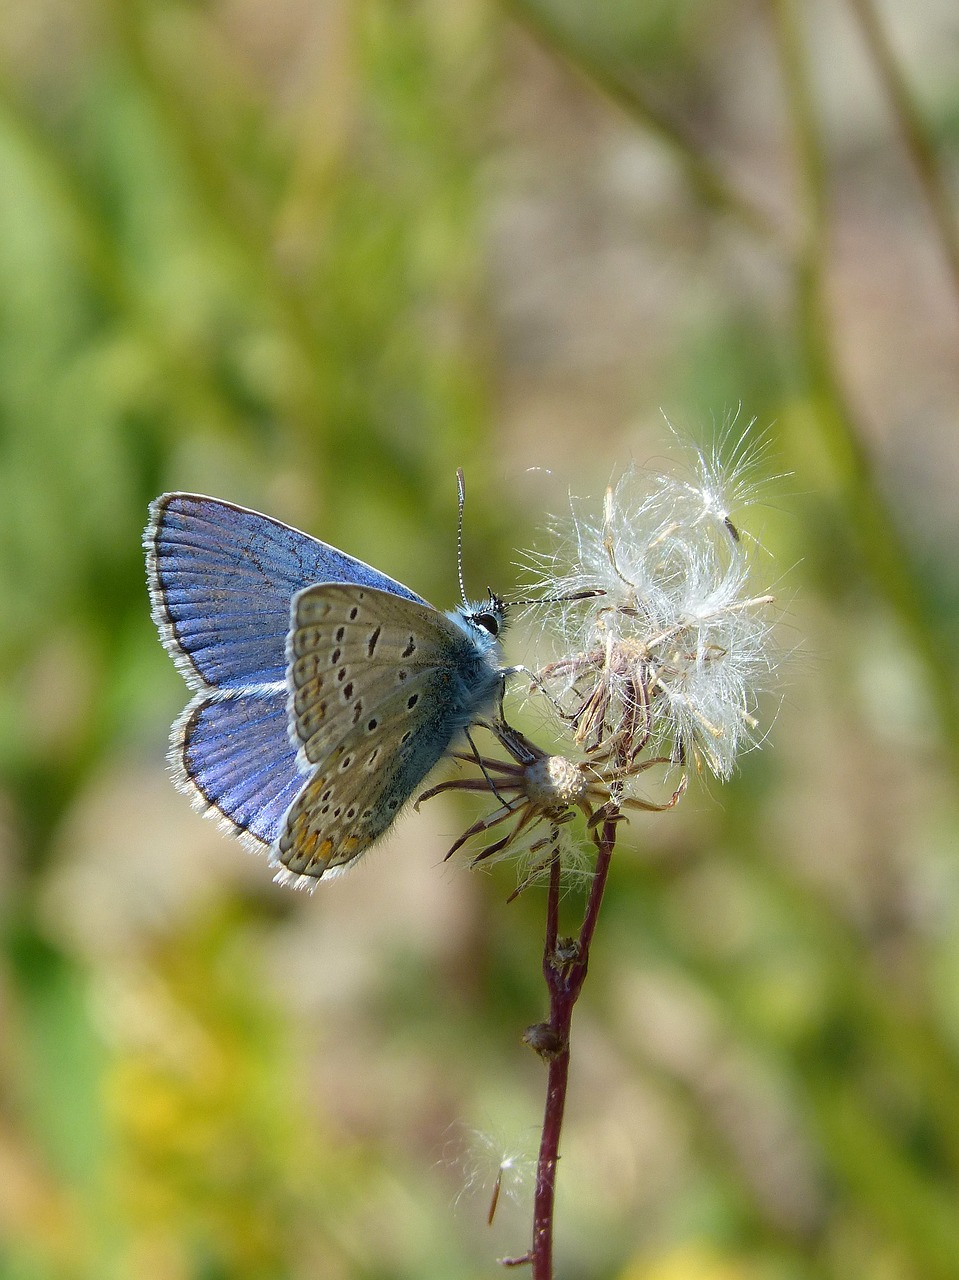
[2,1,959,1277]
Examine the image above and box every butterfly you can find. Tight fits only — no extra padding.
[145,492,508,889]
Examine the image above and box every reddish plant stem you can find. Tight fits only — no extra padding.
[526,816,618,1280]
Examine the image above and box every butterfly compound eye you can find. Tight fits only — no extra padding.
[473,612,500,638]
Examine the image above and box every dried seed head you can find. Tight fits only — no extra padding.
[527,434,778,778]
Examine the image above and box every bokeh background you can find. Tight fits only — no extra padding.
[1,1,959,1277]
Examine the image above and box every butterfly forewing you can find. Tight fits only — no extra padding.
[146,494,428,689]
[287,583,473,766]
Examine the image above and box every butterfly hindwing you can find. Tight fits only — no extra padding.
[274,667,461,883]
[146,493,428,690]
[274,583,503,882]
[173,686,306,848]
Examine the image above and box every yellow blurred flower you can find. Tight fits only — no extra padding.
[620,1242,757,1280]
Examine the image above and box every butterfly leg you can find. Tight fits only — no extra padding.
[464,726,516,808]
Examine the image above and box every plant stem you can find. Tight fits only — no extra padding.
[530,1036,569,1275]
[501,0,781,246]
[519,817,617,1279]
[770,0,959,776]
[846,0,959,311]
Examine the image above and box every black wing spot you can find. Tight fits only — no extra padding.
[335,626,345,642]
[343,681,354,699]
[402,636,416,657]
[407,693,419,709]
[368,626,381,656]
[367,718,378,731]
[349,606,359,620]
[331,647,342,665]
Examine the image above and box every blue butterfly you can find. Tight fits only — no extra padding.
[145,493,507,889]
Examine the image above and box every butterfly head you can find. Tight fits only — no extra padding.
[451,590,507,654]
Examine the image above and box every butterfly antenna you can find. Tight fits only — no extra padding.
[456,467,469,607]
[506,588,606,608]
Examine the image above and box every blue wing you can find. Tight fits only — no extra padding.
[145,493,428,690]
[173,686,306,849]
